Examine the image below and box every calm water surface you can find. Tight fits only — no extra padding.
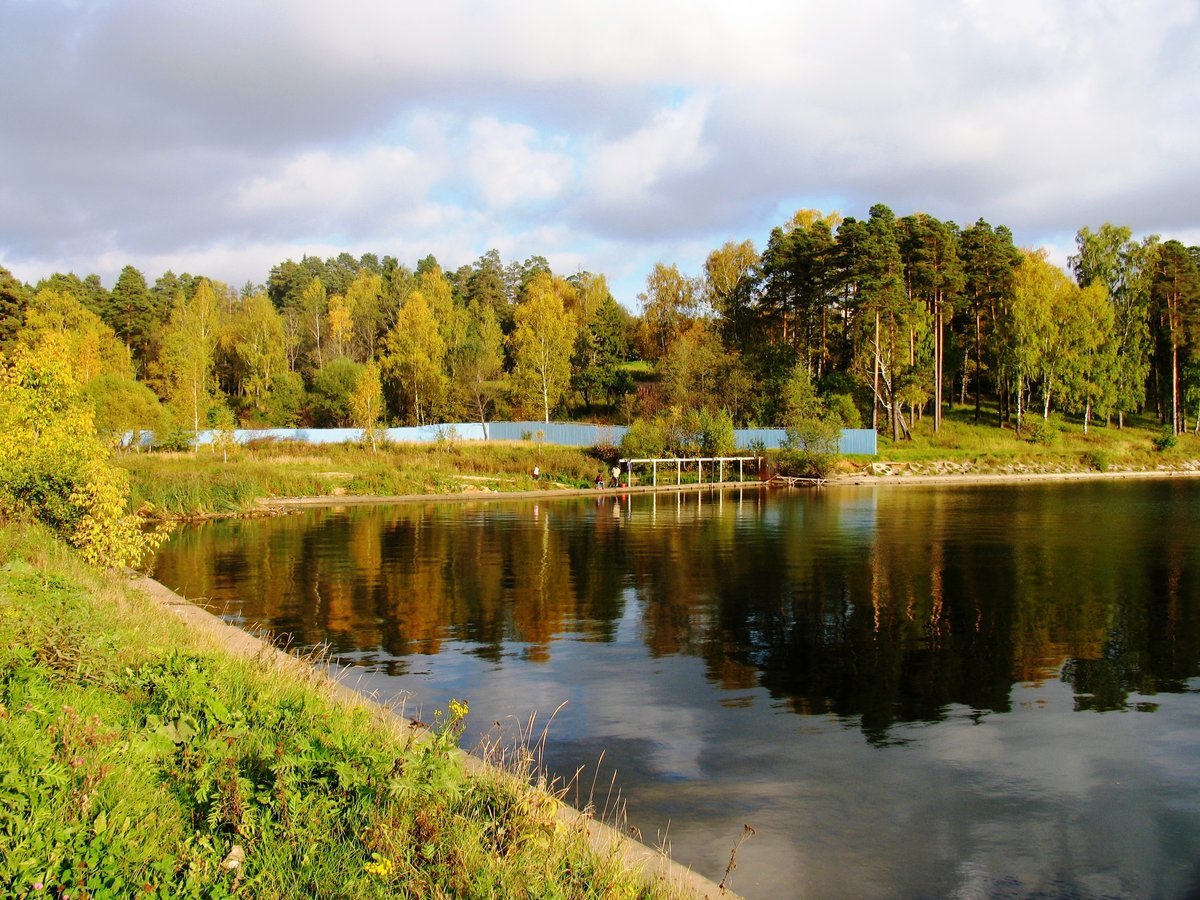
[154,481,1200,898]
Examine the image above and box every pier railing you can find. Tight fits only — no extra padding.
[617,456,764,487]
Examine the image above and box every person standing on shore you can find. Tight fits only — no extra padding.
[611,465,620,488]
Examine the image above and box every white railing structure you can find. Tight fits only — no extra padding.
[618,456,765,488]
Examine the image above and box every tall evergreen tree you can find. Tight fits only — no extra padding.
[0,264,28,349]
[466,250,512,331]
[960,220,1020,425]
[33,273,109,318]
[106,265,154,364]
[572,293,632,409]
[1150,240,1200,432]
[898,214,964,431]
[840,205,912,439]
[267,256,327,310]
[760,211,840,370]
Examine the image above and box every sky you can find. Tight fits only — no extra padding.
[2,0,1199,308]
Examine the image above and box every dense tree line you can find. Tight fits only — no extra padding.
[638,209,1200,438]
[1,207,1198,444]
[0,251,633,442]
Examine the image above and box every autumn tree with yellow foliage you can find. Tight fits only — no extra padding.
[510,272,577,422]
[0,335,167,568]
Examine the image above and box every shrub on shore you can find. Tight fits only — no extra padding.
[0,336,167,567]
[1153,427,1178,452]
[618,409,737,459]
[1081,449,1112,472]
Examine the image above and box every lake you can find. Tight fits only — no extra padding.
[153,480,1200,898]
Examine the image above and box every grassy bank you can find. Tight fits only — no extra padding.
[121,440,607,518]
[0,523,672,898]
[117,411,1200,519]
[837,408,1200,477]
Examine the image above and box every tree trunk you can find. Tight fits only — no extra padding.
[931,309,940,434]
[479,398,490,440]
[973,309,982,424]
[933,308,942,432]
[192,381,200,453]
[890,320,900,443]
[872,311,880,433]
[1172,341,1180,433]
[1016,377,1023,436]
[820,306,828,377]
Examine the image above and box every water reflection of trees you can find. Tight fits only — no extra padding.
[154,483,1200,738]
[625,490,1025,742]
[640,486,1200,739]
[157,500,632,666]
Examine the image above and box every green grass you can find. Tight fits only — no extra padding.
[0,523,672,898]
[120,440,610,518]
[617,361,655,379]
[858,404,1200,475]
[119,408,1200,518]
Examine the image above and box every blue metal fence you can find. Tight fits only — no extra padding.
[838,429,878,455]
[152,422,876,455]
[486,421,628,445]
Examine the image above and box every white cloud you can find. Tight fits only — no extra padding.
[1,0,1198,290]
[465,118,574,210]
[586,96,712,201]
[233,146,437,218]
